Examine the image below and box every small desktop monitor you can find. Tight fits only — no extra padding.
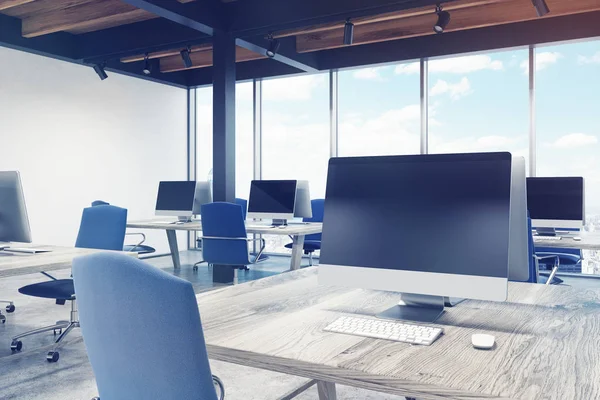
[248,180,297,222]
[319,152,512,323]
[526,177,584,231]
[192,181,212,215]
[293,180,312,219]
[0,171,32,249]
[155,181,197,220]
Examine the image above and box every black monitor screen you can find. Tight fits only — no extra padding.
[526,177,584,221]
[248,180,297,214]
[155,181,196,212]
[320,153,512,278]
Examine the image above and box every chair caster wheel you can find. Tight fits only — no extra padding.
[53,329,62,335]
[1,315,5,324]
[193,265,198,271]
[47,351,59,362]
[6,304,15,313]
[11,340,22,352]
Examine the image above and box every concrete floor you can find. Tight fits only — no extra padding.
[0,251,405,400]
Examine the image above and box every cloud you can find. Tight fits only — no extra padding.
[520,51,562,74]
[548,133,598,149]
[395,55,503,75]
[352,67,387,80]
[578,51,600,65]
[429,77,472,100]
[262,74,326,101]
[429,134,527,155]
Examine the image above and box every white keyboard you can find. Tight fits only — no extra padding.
[324,316,443,345]
[535,236,562,241]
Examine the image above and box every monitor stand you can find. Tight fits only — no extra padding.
[377,294,464,324]
[177,216,192,223]
[536,227,557,236]
[272,219,288,227]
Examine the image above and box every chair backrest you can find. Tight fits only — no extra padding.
[75,205,127,251]
[72,253,217,400]
[235,198,248,220]
[91,200,110,206]
[305,199,325,242]
[201,202,250,265]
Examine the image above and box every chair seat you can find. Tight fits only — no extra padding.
[18,279,75,300]
[123,244,156,255]
[284,240,321,252]
[250,253,269,263]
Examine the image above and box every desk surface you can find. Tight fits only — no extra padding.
[127,219,323,236]
[533,231,600,250]
[0,245,102,278]
[198,267,600,400]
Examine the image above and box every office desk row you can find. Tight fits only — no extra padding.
[533,232,600,250]
[126,219,323,271]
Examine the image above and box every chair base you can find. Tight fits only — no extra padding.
[11,300,79,362]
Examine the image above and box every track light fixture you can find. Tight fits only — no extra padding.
[343,18,354,45]
[93,63,108,81]
[180,46,193,68]
[531,0,549,17]
[142,54,151,75]
[266,33,280,58]
[433,4,450,34]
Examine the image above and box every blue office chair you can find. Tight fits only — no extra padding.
[11,205,129,362]
[73,252,224,400]
[92,200,156,255]
[285,199,324,266]
[200,202,268,274]
[235,198,248,220]
[526,212,563,285]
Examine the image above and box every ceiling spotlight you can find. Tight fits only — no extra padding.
[142,54,151,75]
[180,46,193,68]
[531,0,549,17]
[266,34,280,58]
[93,63,108,81]
[343,19,354,45]
[433,5,450,34]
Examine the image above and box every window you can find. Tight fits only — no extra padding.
[427,50,529,169]
[262,73,330,252]
[535,41,600,275]
[196,83,255,199]
[338,63,420,156]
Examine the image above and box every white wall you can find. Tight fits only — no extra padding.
[0,47,188,254]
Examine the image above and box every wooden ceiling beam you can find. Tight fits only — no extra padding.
[0,0,36,12]
[120,43,212,63]
[295,0,600,53]
[160,46,265,72]
[20,0,157,38]
[275,0,503,38]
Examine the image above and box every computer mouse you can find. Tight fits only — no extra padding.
[573,236,582,241]
[471,333,495,350]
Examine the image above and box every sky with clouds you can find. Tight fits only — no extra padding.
[196,39,600,216]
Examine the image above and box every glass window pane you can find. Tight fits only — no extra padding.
[262,73,330,253]
[427,50,529,171]
[339,64,420,156]
[196,87,213,182]
[536,41,600,275]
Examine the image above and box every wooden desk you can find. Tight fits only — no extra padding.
[533,232,600,250]
[127,219,323,273]
[198,267,600,400]
[0,245,102,278]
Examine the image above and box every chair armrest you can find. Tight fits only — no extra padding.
[534,254,560,285]
[213,375,225,400]
[124,232,146,252]
[247,237,266,262]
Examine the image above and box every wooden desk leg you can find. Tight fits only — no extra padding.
[290,234,306,271]
[166,230,181,269]
[317,381,336,400]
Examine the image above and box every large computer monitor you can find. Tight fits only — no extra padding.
[0,171,32,250]
[248,180,297,224]
[319,152,512,323]
[526,177,585,231]
[293,180,312,219]
[155,181,197,221]
[192,181,212,216]
[508,157,530,282]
